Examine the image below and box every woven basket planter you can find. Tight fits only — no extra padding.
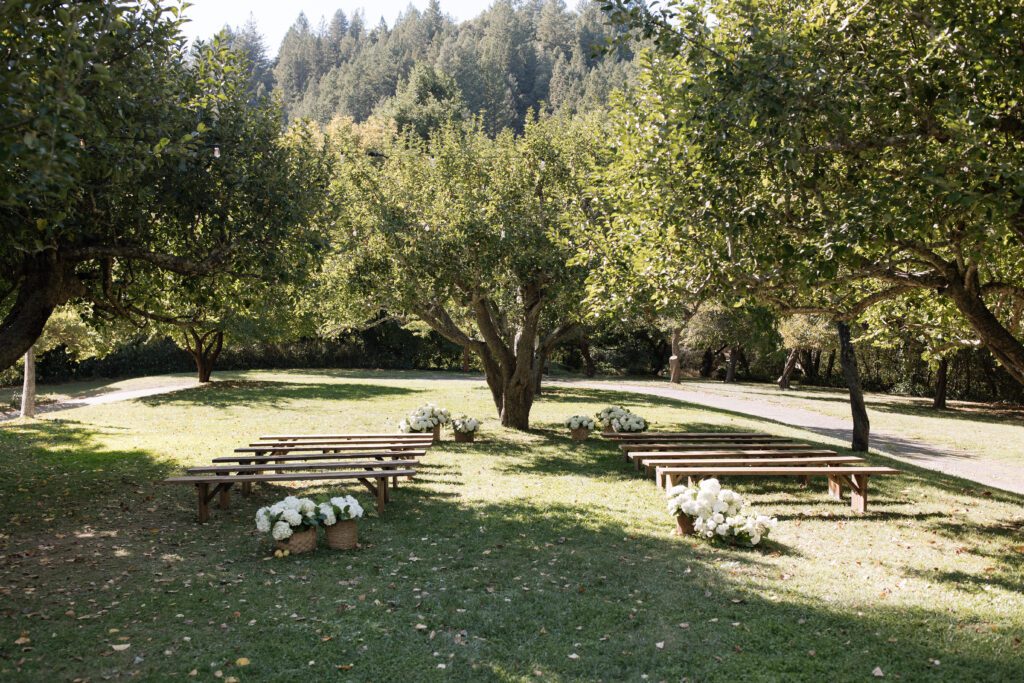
[674,515,695,536]
[432,424,441,444]
[276,527,317,554]
[324,519,358,550]
[570,427,591,442]
[602,425,615,436]
[454,430,476,443]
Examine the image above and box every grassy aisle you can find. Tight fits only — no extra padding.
[0,370,1021,681]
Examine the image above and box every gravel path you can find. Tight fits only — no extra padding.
[1,381,197,421]
[552,379,1024,495]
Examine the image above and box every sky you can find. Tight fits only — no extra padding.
[181,0,496,56]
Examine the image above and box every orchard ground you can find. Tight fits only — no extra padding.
[0,370,1021,681]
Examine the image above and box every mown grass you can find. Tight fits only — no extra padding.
[0,370,1021,681]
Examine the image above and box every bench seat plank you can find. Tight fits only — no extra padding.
[251,439,431,448]
[187,459,418,474]
[235,443,424,453]
[213,450,424,464]
[259,433,431,441]
[619,441,803,453]
[626,447,828,467]
[607,432,775,440]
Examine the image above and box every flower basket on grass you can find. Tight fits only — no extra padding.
[451,416,480,443]
[666,478,777,546]
[564,415,595,441]
[319,495,364,550]
[398,404,451,443]
[595,406,648,434]
[256,496,320,555]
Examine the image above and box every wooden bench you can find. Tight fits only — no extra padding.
[165,469,415,522]
[214,450,426,495]
[627,448,832,470]
[259,433,432,441]
[606,432,775,441]
[236,443,426,455]
[655,466,901,513]
[619,441,803,455]
[250,440,431,450]
[641,455,862,477]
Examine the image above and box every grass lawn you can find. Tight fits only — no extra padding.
[1,369,1021,681]
[617,376,1024,465]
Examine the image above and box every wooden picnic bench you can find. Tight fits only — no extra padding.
[655,465,901,513]
[165,468,415,522]
[237,442,426,455]
[626,447,831,470]
[250,439,432,450]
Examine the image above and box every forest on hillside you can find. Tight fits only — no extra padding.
[222,0,635,133]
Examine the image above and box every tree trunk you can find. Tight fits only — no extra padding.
[533,349,548,396]
[0,253,77,373]
[20,345,36,418]
[724,346,739,383]
[799,349,819,384]
[461,347,471,373]
[668,327,682,383]
[824,349,836,384]
[580,339,596,378]
[699,348,714,378]
[184,329,224,383]
[737,348,750,376]
[836,322,870,452]
[778,348,799,390]
[933,357,949,409]
[943,271,1024,386]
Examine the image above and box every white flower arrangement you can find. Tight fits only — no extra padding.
[398,403,451,433]
[595,405,648,432]
[255,495,319,541]
[564,415,596,430]
[667,478,777,546]
[318,495,364,526]
[451,416,480,434]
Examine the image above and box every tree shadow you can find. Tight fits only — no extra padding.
[137,379,420,408]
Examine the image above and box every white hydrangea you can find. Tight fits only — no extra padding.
[281,509,302,526]
[318,502,337,527]
[271,521,293,541]
[667,479,776,547]
[564,415,595,430]
[255,507,271,533]
[330,495,364,521]
[452,416,480,434]
[398,404,452,433]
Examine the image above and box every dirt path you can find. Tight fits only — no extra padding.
[552,379,1024,496]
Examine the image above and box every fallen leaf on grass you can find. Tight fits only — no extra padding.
[568,653,580,660]
[235,657,250,666]
[14,634,30,645]
[872,666,884,677]
[111,644,130,652]
[655,642,664,650]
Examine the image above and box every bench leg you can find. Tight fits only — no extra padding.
[377,478,387,514]
[241,481,253,496]
[798,474,810,487]
[217,482,232,509]
[849,474,869,514]
[827,475,843,501]
[196,483,211,523]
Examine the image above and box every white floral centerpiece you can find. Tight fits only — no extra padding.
[319,495,364,550]
[256,496,319,555]
[564,415,596,441]
[398,403,451,442]
[666,478,777,546]
[451,415,480,442]
[595,405,648,433]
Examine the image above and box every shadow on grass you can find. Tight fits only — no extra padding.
[138,379,420,408]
